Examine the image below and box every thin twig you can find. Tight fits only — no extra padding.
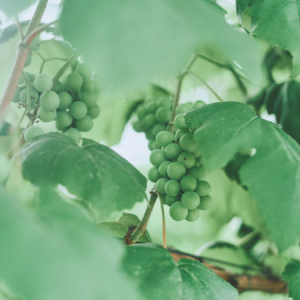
[53,53,79,83]
[158,195,167,249]
[188,71,224,102]
[15,15,24,41]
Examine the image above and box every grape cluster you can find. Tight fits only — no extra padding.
[132,98,173,151]
[147,100,213,222]
[13,62,100,143]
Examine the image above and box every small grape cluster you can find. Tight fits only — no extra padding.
[132,98,173,151]
[13,62,100,143]
[147,100,213,222]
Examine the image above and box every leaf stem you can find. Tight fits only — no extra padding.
[0,0,50,128]
[127,192,158,244]
[53,53,78,83]
[196,54,248,96]
[158,195,167,249]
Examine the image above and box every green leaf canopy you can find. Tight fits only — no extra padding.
[283,260,300,300]
[59,0,263,89]
[19,133,147,219]
[122,244,238,300]
[0,187,140,300]
[186,102,300,251]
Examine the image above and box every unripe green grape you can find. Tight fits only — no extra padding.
[149,149,165,167]
[75,62,92,79]
[75,115,93,132]
[20,88,39,106]
[156,98,172,108]
[151,124,165,137]
[80,91,97,108]
[52,81,63,93]
[169,202,188,221]
[165,195,179,206]
[65,127,81,144]
[156,177,168,194]
[148,167,161,182]
[12,87,25,103]
[24,126,44,142]
[165,180,180,197]
[24,53,32,67]
[148,140,160,151]
[195,181,211,196]
[156,131,174,147]
[58,92,73,110]
[39,91,60,111]
[159,161,171,177]
[163,143,181,160]
[34,74,53,92]
[199,195,213,210]
[0,155,10,182]
[192,100,206,109]
[70,101,88,119]
[88,105,100,119]
[144,100,156,113]
[174,114,188,130]
[186,209,200,222]
[175,129,186,140]
[132,120,143,133]
[66,73,83,91]
[38,107,56,122]
[176,103,192,114]
[56,111,73,129]
[188,166,206,181]
[155,107,172,124]
[179,133,197,153]
[177,152,196,169]
[137,107,148,120]
[140,114,155,131]
[181,191,200,210]
[145,131,155,140]
[167,162,186,180]
[180,175,197,192]
[82,79,95,92]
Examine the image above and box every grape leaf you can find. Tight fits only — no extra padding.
[59,0,263,89]
[19,133,147,220]
[186,102,300,251]
[0,0,35,16]
[283,260,300,300]
[236,0,300,76]
[122,244,238,300]
[0,186,140,300]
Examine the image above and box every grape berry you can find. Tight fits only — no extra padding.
[147,101,212,222]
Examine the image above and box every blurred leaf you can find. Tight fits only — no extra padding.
[99,213,152,243]
[0,22,29,43]
[59,0,263,89]
[19,133,147,220]
[0,0,35,16]
[236,0,300,76]
[0,186,140,300]
[123,244,238,300]
[283,260,300,300]
[186,102,300,251]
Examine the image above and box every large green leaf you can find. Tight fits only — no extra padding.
[283,260,300,300]
[0,187,140,300]
[186,102,300,251]
[0,0,35,16]
[122,244,238,300]
[19,133,147,219]
[236,0,300,76]
[59,0,263,89]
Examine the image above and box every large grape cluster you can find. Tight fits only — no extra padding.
[132,98,173,151]
[147,100,213,222]
[12,61,100,143]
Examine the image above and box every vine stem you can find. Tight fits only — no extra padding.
[127,192,158,244]
[0,0,50,128]
[158,195,167,248]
